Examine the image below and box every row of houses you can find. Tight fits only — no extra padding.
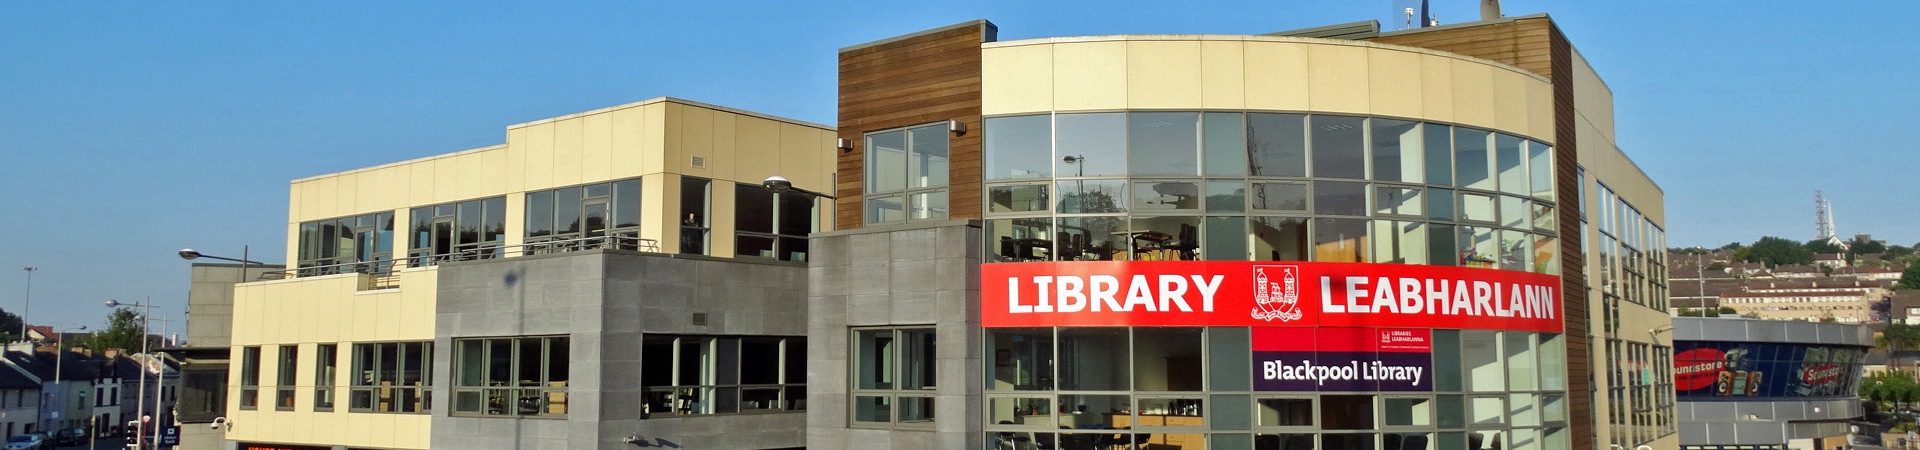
[1668,249,1905,323]
[0,343,178,441]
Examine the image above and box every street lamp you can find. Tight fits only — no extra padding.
[760,176,837,199]
[105,298,161,449]
[178,248,266,283]
[20,266,37,342]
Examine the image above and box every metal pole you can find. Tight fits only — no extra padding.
[152,314,167,444]
[90,414,96,450]
[21,266,36,342]
[134,300,149,450]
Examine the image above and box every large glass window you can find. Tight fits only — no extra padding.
[275,345,298,411]
[352,341,433,414]
[1130,112,1200,176]
[297,212,395,276]
[409,197,505,266]
[1203,112,1248,176]
[524,178,643,253]
[1495,134,1529,196]
[1248,113,1307,177]
[1056,113,1128,177]
[734,183,817,261]
[680,177,710,254]
[238,346,260,410]
[985,115,1053,180]
[314,343,337,411]
[1372,120,1424,183]
[452,336,563,417]
[1310,115,1365,179]
[640,335,806,416]
[865,123,951,224]
[852,327,937,427]
[1454,129,1493,191]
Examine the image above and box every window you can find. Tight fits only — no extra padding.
[238,346,260,410]
[295,212,394,276]
[525,178,644,253]
[408,196,505,266]
[865,122,951,224]
[735,183,818,261]
[275,345,298,411]
[852,327,936,427]
[640,335,807,417]
[680,177,711,254]
[351,341,432,414]
[314,344,337,411]
[452,336,567,417]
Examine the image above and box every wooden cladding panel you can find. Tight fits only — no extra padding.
[1546,24,1594,450]
[837,25,989,229]
[1369,17,1555,79]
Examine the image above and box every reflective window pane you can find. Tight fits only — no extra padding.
[1248,113,1306,177]
[1314,218,1368,262]
[1372,120,1423,183]
[1058,216,1128,261]
[1130,112,1200,176]
[1376,186,1423,216]
[1529,141,1554,200]
[1251,182,1307,211]
[1384,398,1432,426]
[1454,129,1493,190]
[909,192,947,220]
[1057,179,1128,214]
[1501,195,1527,229]
[1427,187,1454,221]
[865,196,906,225]
[1206,180,1246,213]
[866,131,907,193]
[1427,224,1457,267]
[988,329,1054,391]
[1204,217,1248,261]
[735,184,775,234]
[1258,398,1314,426]
[1132,328,1203,391]
[1058,328,1129,391]
[1203,112,1248,176]
[908,125,949,188]
[989,184,1050,213]
[1372,220,1428,264]
[1129,216,1200,261]
[1133,181,1200,211]
[1056,113,1128,177]
[985,115,1054,181]
[1496,134,1528,195]
[778,192,815,236]
[1253,217,1309,262]
[1425,124,1454,185]
[988,219,1054,263]
[1314,181,1367,216]
[1459,193,1495,223]
[1320,395,1374,430]
[1311,115,1365,179]
[1459,226,1497,269]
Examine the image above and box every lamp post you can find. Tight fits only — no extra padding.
[178,247,266,283]
[20,266,37,342]
[48,325,85,434]
[105,299,154,450]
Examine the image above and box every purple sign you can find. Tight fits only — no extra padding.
[1253,328,1435,392]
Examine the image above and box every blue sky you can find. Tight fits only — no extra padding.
[2,1,1914,331]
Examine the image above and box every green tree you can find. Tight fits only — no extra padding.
[1717,306,1737,315]
[1901,261,1920,290]
[1882,323,1920,369]
[1887,245,1915,259]
[0,309,23,343]
[1748,236,1814,267]
[1853,239,1887,255]
[1707,261,1727,271]
[80,307,150,352]
[1718,241,1743,251]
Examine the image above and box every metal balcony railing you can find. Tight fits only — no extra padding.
[266,235,660,289]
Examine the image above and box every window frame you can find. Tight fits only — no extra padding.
[849,326,938,429]
[450,336,569,418]
[314,343,337,412]
[238,346,260,411]
[275,345,298,411]
[863,122,952,225]
[349,341,433,415]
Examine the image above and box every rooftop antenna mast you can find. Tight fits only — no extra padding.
[1814,190,1836,240]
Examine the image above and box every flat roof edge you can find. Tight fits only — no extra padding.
[840,19,997,54]
[1373,12,1551,38]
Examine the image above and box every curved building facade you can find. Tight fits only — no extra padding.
[815,14,1675,450]
[1671,318,1870,450]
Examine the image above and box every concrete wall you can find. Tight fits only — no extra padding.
[982,36,1555,143]
[807,221,983,450]
[432,250,808,450]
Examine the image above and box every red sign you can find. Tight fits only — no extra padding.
[1673,348,1726,391]
[1801,363,1844,386]
[981,261,1563,332]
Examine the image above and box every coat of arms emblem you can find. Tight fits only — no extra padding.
[1251,265,1304,322]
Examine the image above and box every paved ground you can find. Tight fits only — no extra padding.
[47,436,129,450]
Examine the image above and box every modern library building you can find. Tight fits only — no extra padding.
[213,11,1676,450]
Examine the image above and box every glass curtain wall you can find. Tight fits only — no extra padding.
[981,112,1556,268]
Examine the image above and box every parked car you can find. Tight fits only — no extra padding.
[53,428,85,445]
[2,434,43,450]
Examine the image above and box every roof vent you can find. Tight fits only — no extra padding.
[690,156,706,168]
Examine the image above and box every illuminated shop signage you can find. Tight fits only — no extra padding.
[1254,327,1433,391]
[981,261,1563,332]
[1672,341,1866,398]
